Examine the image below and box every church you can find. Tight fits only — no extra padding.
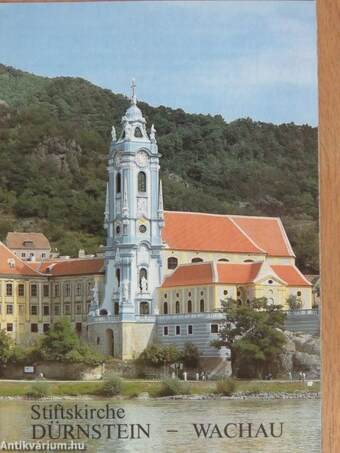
[86,82,312,363]
[0,82,312,366]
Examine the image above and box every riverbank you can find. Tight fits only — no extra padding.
[0,379,320,399]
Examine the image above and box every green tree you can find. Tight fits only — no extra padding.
[39,318,80,361]
[0,329,13,366]
[37,318,104,364]
[212,298,286,378]
[137,344,181,369]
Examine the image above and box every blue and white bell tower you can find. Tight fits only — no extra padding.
[90,81,164,358]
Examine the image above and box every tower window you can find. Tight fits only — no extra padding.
[134,127,143,138]
[175,301,180,314]
[114,302,119,316]
[116,268,121,287]
[138,172,146,192]
[163,302,168,314]
[116,172,121,194]
[167,257,178,270]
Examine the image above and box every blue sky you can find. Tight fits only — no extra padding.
[0,1,317,125]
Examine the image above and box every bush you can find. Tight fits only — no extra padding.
[26,382,50,399]
[101,374,122,396]
[215,379,236,396]
[35,318,106,365]
[137,344,181,369]
[158,378,190,397]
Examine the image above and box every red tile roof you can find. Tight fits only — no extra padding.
[271,265,311,287]
[162,211,293,257]
[217,262,262,284]
[5,232,50,250]
[162,262,214,288]
[43,258,104,276]
[230,215,294,257]
[0,242,43,277]
[163,211,264,254]
[162,261,311,288]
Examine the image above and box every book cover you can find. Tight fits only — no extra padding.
[0,2,320,452]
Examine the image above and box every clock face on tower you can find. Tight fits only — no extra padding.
[136,151,148,167]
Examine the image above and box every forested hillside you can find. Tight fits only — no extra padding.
[0,64,318,272]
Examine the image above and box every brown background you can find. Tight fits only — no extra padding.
[0,0,338,450]
[318,0,340,451]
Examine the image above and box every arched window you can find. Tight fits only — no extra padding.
[134,127,143,138]
[187,300,192,313]
[192,257,203,263]
[114,303,119,316]
[139,268,148,292]
[175,301,180,314]
[167,257,178,270]
[140,301,149,315]
[163,302,168,314]
[199,299,205,312]
[116,268,120,287]
[116,172,121,194]
[138,172,146,192]
[218,258,230,262]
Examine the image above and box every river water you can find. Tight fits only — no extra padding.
[0,399,320,453]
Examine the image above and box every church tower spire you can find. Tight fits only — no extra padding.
[96,81,164,359]
[131,78,137,105]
